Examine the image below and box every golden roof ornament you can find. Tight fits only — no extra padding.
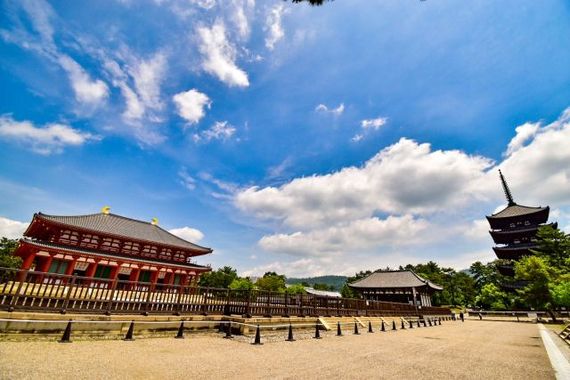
[151,217,159,226]
[101,206,111,215]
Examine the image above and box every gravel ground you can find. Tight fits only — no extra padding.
[0,320,555,380]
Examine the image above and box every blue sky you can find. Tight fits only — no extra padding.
[1,0,569,277]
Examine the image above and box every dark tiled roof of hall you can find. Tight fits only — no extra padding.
[348,270,443,290]
[35,212,212,253]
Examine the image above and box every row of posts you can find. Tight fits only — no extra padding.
[57,315,455,343]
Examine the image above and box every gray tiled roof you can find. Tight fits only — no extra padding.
[488,204,548,219]
[348,270,443,290]
[36,212,212,253]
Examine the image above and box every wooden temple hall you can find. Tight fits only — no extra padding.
[14,208,212,286]
[348,270,442,307]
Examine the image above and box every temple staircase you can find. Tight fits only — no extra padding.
[559,324,570,345]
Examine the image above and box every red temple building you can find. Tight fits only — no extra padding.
[14,208,212,287]
[487,170,556,282]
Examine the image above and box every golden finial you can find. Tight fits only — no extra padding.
[101,206,111,215]
[151,217,159,225]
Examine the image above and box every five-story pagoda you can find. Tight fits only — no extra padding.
[486,170,557,282]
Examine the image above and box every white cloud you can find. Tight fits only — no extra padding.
[172,89,211,124]
[259,215,431,257]
[315,103,344,117]
[169,226,204,243]
[351,134,363,143]
[229,0,255,39]
[505,121,540,157]
[129,52,167,112]
[235,107,570,276]
[57,55,109,106]
[178,167,197,190]
[193,121,236,142]
[361,116,388,130]
[0,216,28,239]
[196,20,249,87]
[0,115,98,154]
[235,137,493,228]
[264,3,288,50]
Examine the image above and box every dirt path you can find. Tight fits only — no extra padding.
[0,320,555,380]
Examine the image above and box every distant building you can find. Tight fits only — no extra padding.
[304,287,342,298]
[486,171,557,287]
[348,270,442,307]
[14,208,212,286]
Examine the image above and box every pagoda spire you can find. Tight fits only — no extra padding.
[498,170,516,206]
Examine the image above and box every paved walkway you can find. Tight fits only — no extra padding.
[0,321,558,379]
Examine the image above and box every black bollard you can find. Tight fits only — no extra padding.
[368,321,374,333]
[392,320,397,331]
[286,323,295,342]
[381,321,386,332]
[409,320,413,329]
[175,321,185,339]
[354,321,360,335]
[59,320,72,343]
[401,320,406,330]
[123,321,135,341]
[337,321,342,336]
[428,318,432,327]
[224,322,233,339]
[252,324,263,345]
[438,318,442,326]
[314,322,321,339]
[417,319,421,328]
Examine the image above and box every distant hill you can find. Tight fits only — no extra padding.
[286,275,348,291]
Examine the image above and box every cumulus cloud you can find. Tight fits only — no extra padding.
[264,3,288,50]
[237,107,570,276]
[0,115,98,154]
[196,20,249,87]
[315,103,344,117]
[0,216,28,239]
[235,137,493,228]
[504,122,540,157]
[193,121,236,142]
[259,215,431,257]
[169,226,204,243]
[172,89,211,125]
[361,116,388,130]
[499,107,570,205]
[58,55,109,105]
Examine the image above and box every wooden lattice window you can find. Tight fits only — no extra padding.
[141,245,158,258]
[122,241,140,255]
[58,230,80,245]
[159,248,172,261]
[79,234,99,249]
[100,237,121,253]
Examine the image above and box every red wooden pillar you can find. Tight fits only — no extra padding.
[21,252,36,270]
[38,255,53,273]
[64,258,77,276]
[149,270,159,291]
[85,262,98,278]
[129,267,140,290]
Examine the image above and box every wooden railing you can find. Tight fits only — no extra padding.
[0,268,451,317]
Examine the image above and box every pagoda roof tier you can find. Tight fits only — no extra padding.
[28,212,212,254]
[497,264,515,277]
[486,205,549,230]
[348,270,443,291]
[18,238,210,271]
[501,281,528,291]
[489,222,557,244]
[493,245,534,260]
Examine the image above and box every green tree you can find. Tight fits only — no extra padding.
[256,272,287,292]
[515,256,555,311]
[198,266,238,288]
[341,270,373,298]
[286,283,306,295]
[532,225,570,271]
[313,283,332,291]
[0,238,22,269]
[475,283,508,310]
[229,277,254,291]
[551,280,570,308]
